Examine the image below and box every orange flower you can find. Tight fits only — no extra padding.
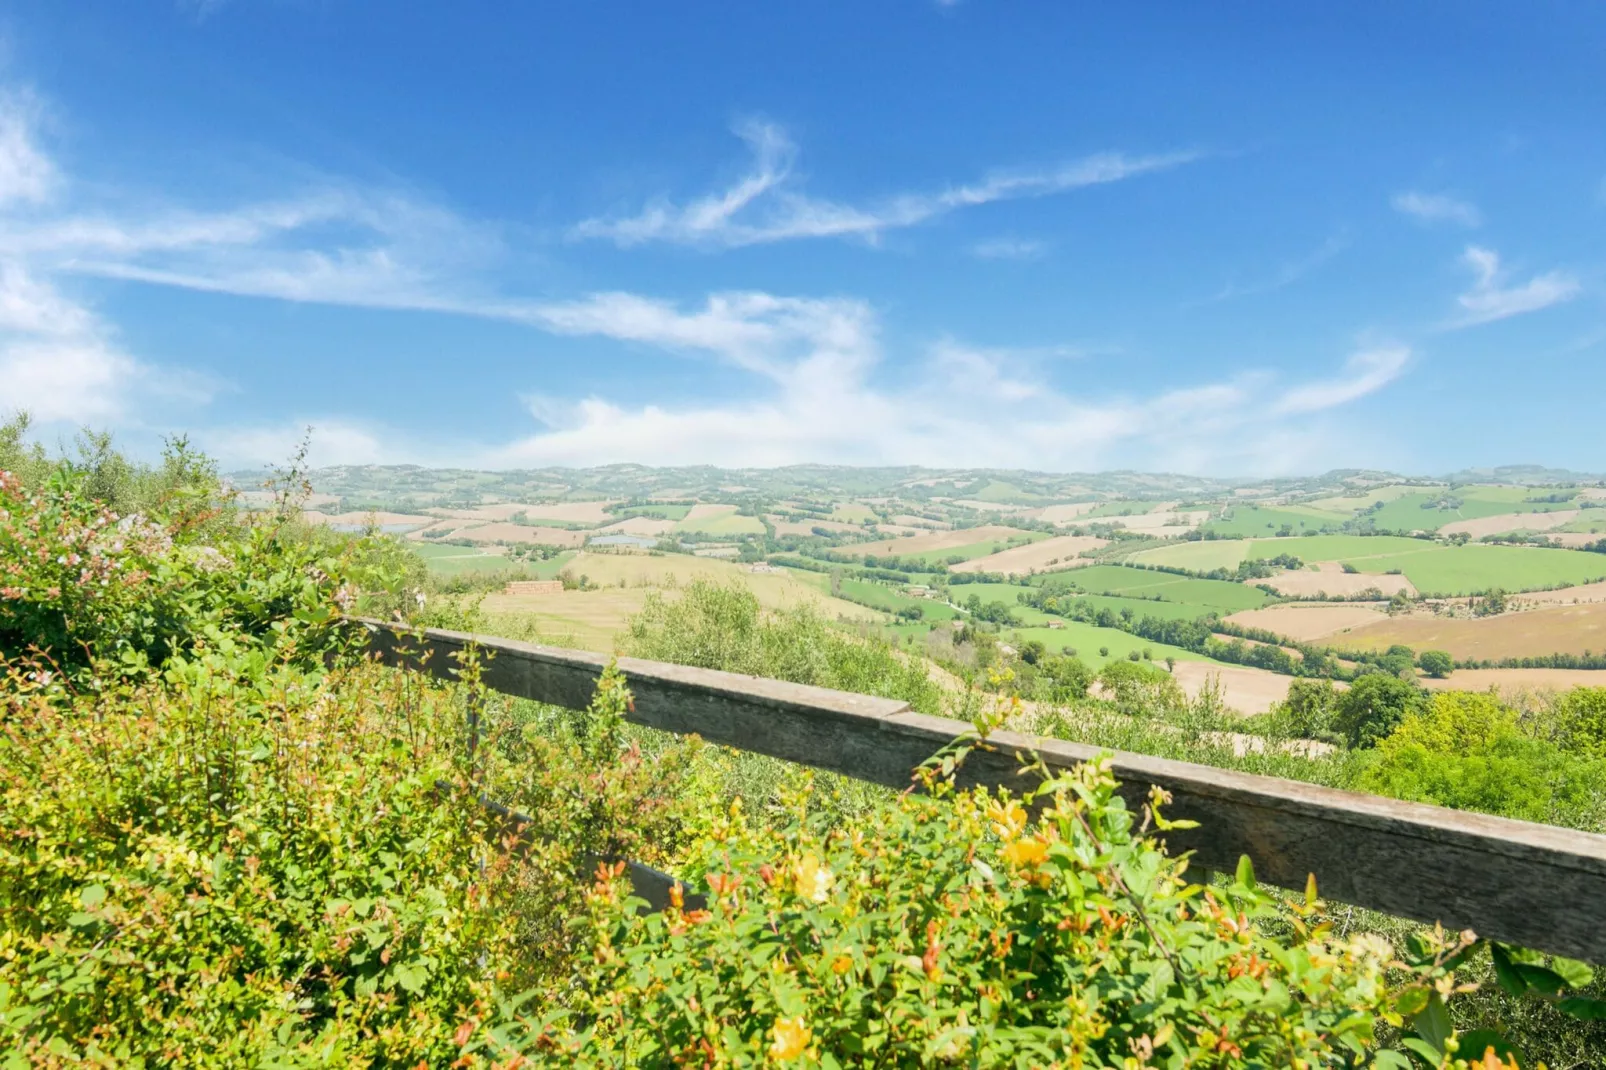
[1001,836,1049,868]
[769,1016,811,1061]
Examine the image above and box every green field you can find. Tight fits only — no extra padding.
[896,531,1051,566]
[412,542,533,577]
[1008,621,1213,666]
[1201,505,1346,537]
[1367,491,1579,533]
[1132,534,1606,594]
[790,572,960,621]
[829,503,877,523]
[675,511,766,536]
[1043,565,1270,613]
[1244,534,1427,562]
[1340,544,1606,595]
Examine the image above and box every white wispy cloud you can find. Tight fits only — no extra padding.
[571,120,1198,249]
[1454,245,1579,326]
[970,236,1048,261]
[0,90,56,208]
[1392,191,1482,227]
[0,76,1404,475]
[1194,234,1348,305]
[467,291,1409,474]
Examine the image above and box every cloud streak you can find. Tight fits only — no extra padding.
[571,120,1199,248]
[1454,245,1579,326]
[1392,191,1481,228]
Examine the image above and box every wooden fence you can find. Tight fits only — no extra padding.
[355,618,1606,962]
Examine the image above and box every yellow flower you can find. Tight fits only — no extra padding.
[793,852,834,903]
[985,799,1028,840]
[831,953,854,975]
[1001,836,1049,868]
[769,1016,811,1061]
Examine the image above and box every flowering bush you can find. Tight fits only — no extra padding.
[496,751,1489,1068]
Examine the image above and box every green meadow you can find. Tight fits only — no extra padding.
[1201,504,1347,537]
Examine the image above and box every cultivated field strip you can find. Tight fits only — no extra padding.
[358,618,1606,962]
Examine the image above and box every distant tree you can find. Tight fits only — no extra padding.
[1164,656,1176,672]
[1333,673,1428,748]
[1473,588,1509,617]
[1418,649,1454,679]
[1098,646,1110,658]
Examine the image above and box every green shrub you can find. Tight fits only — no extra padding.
[1553,687,1606,759]
[625,580,943,714]
[1353,691,1606,828]
[511,755,1479,1067]
[1096,657,1184,715]
[1418,650,1455,679]
[1333,673,1428,749]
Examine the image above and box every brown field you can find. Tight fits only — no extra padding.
[1258,563,1415,598]
[1421,668,1606,695]
[1515,580,1606,606]
[1168,662,1296,716]
[1030,502,1101,524]
[1546,532,1606,549]
[599,515,676,537]
[479,552,878,652]
[450,523,588,547]
[1332,601,1606,660]
[890,514,947,529]
[1438,509,1579,539]
[1226,603,1390,641]
[301,510,434,529]
[1104,510,1209,533]
[854,524,1029,557]
[949,535,1108,576]
[683,503,737,522]
[429,503,530,521]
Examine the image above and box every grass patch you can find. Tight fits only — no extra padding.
[1202,505,1345,537]
[1047,564,1270,612]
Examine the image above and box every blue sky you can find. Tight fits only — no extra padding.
[1,2,1602,475]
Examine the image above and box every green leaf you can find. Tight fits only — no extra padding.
[393,963,427,995]
[1409,992,1452,1054]
[1456,1030,1523,1067]
[1490,942,1529,997]
[1393,986,1430,1017]
[1371,1051,1413,1070]
[1512,963,1569,995]
[78,884,106,908]
[1556,996,1606,1021]
[1234,854,1256,890]
[1400,1037,1442,1064]
[1550,956,1595,990]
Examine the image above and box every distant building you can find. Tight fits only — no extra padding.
[748,563,782,574]
[1047,619,1065,630]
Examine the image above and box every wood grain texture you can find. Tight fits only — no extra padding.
[356,619,1606,961]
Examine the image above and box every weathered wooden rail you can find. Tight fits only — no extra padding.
[356,618,1606,962]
